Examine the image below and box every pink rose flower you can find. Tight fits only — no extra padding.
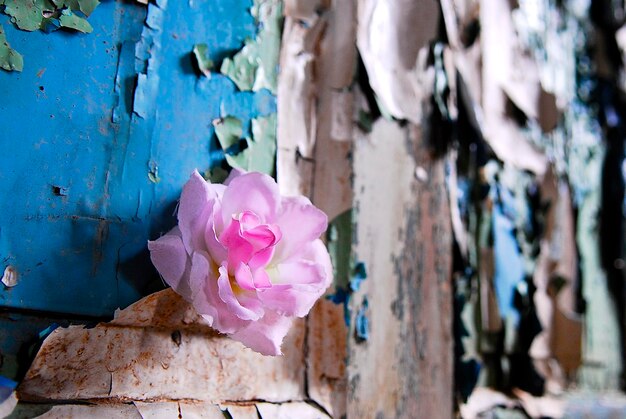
[148,170,333,355]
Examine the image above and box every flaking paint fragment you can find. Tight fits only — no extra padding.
[220,0,282,94]
[355,297,369,342]
[0,24,23,72]
[132,1,166,119]
[192,43,213,77]
[349,261,367,292]
[147,161,160,184]
[58,9,92,33]
[1,0,99,32]
[213,116,243,151]
[1,265,18,288]
[217,114,277,175]
[52,0,100,17]
[2,0,54,31]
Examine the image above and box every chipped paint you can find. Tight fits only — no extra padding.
[1,0,99,34]
[220,0,282,94]
[192,43,213,77]
[18,289,306,403]
[213,116,244,151]
[229,113,277,174]
[1,266,17,288]
[0,24,22,72]
[355,296,369,342]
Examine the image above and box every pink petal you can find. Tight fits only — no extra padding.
[234,262,256,290]
[224,167,245,185]
[178,171,220,254]
[258,258,328,317]
[238,210,261,230]
[148,227,191,298]
[204,202,228,263]
[252,267,272,289]
[231,311,293,356]
[301,239,334,289]
[188,250,219,319]
[248,247,275,271]
[221,172,281,225]
[219,218,255,268]
[199,268,248,334]
[242,224,281,251]
[217,264,264,321]
[273,196,328,262]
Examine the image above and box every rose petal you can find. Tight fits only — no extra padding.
[234,262,256,291]
[200,269,248,334]
[238,210,261,230]
[221,172,281,225]
[204,201,228,262]
[231,311,293,355]
[300,239,334,289]
[273,196,328,262]
[217,264,264,321]
[242,224,281,251]
[148,227,191,298]
[178,171,221,254]
[258,259,328,317]
[224,167,245,185]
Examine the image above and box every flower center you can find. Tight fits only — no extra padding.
[218,210,282,291]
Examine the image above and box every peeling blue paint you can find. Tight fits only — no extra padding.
[355,297,369,342]
[349,261,367,292]
[0,0,274,318]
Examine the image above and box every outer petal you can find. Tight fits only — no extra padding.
[148,227,192,298]
[217,265,264,321]
[178,171,222,254]
[224,167,246,185]
[199,268,249,334]
[300,239,334,289]
[188,250,217,318]
[204,201,228,263]
[231,311,293,356]
[273,196,328,262]
[258,259,328,317]
[221,172,281,225]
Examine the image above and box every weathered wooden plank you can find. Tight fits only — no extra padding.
[306,299,347,417]
[347,120,453,417]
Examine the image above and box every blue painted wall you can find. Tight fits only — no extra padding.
[0,0,275,317]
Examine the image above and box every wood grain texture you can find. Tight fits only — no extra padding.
[348,120,453,418]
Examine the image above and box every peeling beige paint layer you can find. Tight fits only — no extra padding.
[356,0,439,124]
[18,289,306,404]
[277,0,355,221]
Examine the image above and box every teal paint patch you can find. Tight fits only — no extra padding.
[225,112,276,174]
[213,116,244,151]
[192,43,214,77]
[58,9,92,33]
[220,0,282,94]
[0,24,23,71]
[2,0,54,32]
[2,0,100,32]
